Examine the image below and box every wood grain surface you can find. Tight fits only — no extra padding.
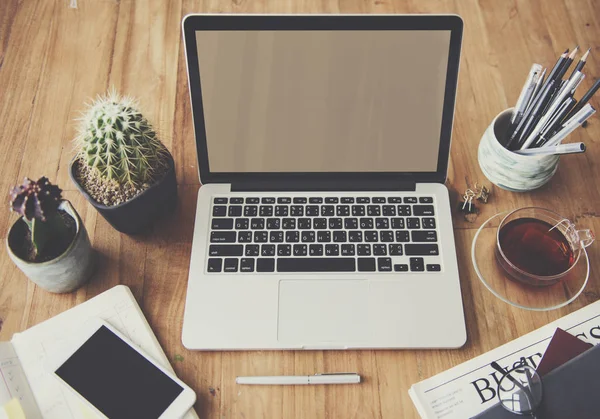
[1,1,599,418]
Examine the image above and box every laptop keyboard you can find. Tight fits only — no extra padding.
[207,196,441,273]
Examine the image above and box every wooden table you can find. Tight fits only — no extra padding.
[1,1,599,418]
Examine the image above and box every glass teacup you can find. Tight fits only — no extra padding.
[495,207,594,287]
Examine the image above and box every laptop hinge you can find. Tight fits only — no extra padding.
[231,180,417,192]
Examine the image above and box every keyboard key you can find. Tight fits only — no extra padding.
[246,197,260,204]
[213,206,227,217]
[380,231,394,242]
[278,244,292,256]
[245,245,259,256]
[405,244,439,256]
[413,205,435,216]
[360,218,374,229]
[211,218,233,230]
[382,205,396,216]
[375,218,389,229]
[341,244,355,256]
[407,218,421,229]
[396,230,410,242]
[240,258,255,272]
[286,231,300,243]
[277,197,292,204]
[235,218,249,229]
[391,218,405,229]
[254,231,268,242]
[373,244,387,255]
[358,257,376,271]
[372,197,386,203]
[321,205,335,216]
[262,197,276,204]
[314,218,327,229]
[329,218,343,229]
[259,206,273,217]
[412,231,438,242]
[427,264,441,272]
[394,264,409,272]
[261,244,275,256]
[293,244,308,256]
[349,231,363,242]
[309,244,323,256]
[357,244,371,256]
[345,218,358,229]
[209,245,243,257]
[266,218,280,229]
[378,257,392,272]
[336,205,350,216]
[341,197,354,203]
[257,258,275,272]
[419,197,434,203]
[275,205,289,216]
[317,231,331,242]
[410,257,425,272]
[244,205,258,217]
[291,205,304,216]
[325,244,339,256]
[214,198,228,204]
[309,197,322,204]
[333,231,347,242]
[293,197,307,204]
[228,206,243,217]
[397,205,411,216]
[365,231,378,242]
[230,198,244,204]
[298,218,312,229]
[422,218,436,229]
[367,205,381,216]
[301,231,316,242]
[238,232,252,243]
[224,258,238,272]
[277,258,355,272]
[389,244,403,255]
[251,218,265,229]
[352,205,366,216]
[388,197,402,203]
[270,231,284,242]
[404,197,418,204]
[325,197,339,203]
[306,205,320,216]
[357,197,370,203]
[207,258,222,272]
[282,218,296,229]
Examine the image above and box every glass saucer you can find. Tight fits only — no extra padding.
[471,212,590,311]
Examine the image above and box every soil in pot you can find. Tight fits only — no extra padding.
[9,210,76,263]
[73,157,170,207]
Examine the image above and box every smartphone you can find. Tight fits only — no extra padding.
[50,319,196,419]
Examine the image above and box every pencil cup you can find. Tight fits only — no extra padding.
[478,108,560,192]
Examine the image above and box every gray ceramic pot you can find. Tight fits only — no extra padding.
[6,200,95,293]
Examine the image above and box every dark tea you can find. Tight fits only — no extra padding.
[498,218,575,277]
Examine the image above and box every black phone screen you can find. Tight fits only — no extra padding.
[55,325,184,419]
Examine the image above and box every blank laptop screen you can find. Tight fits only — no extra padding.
[195,30,451,173]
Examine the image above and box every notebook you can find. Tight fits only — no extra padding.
[0,285,198,419]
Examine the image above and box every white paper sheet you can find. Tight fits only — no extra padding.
[0,342,42,418]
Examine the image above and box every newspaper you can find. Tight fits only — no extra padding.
[409,300,600,419]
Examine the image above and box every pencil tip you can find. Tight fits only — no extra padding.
[563,48,569,54]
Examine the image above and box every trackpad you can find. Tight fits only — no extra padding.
[278,280,369,344]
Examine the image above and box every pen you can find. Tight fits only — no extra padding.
[568,47,590,80]
[542,104,596,148]
[236,373,361,385]
[536,97,575,146]
[515,142,585,156]
[515,80,555,149]
[563,78,600,121]
[512,64,543,125]
[526,68,546,113]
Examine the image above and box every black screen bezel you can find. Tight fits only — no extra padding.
[182,14,463,185]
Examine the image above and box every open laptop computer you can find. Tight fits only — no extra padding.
[181,14,466,350]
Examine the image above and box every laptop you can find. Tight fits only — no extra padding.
[181,14,466,350]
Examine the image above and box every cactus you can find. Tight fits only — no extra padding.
[10,177,70,257]
[75,89,169,187]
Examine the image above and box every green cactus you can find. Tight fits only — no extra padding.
[75,90,169,187]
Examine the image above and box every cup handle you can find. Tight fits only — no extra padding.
[577,229,595,248]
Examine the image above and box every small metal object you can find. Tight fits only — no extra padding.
[474,182,491,204]
[459,189,477,214]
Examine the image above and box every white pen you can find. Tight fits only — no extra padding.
[542,104,596,148]
[511,64,543,125]
[515,142,585,156]
[236,373,361,385]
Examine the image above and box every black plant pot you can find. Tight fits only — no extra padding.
[69,155,178,234]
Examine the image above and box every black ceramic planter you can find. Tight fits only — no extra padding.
[69,155,178,234]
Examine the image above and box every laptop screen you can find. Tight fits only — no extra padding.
[195,30,451,173]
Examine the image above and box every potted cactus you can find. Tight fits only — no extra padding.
[6,177,95,293]
[69,90,177,234]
